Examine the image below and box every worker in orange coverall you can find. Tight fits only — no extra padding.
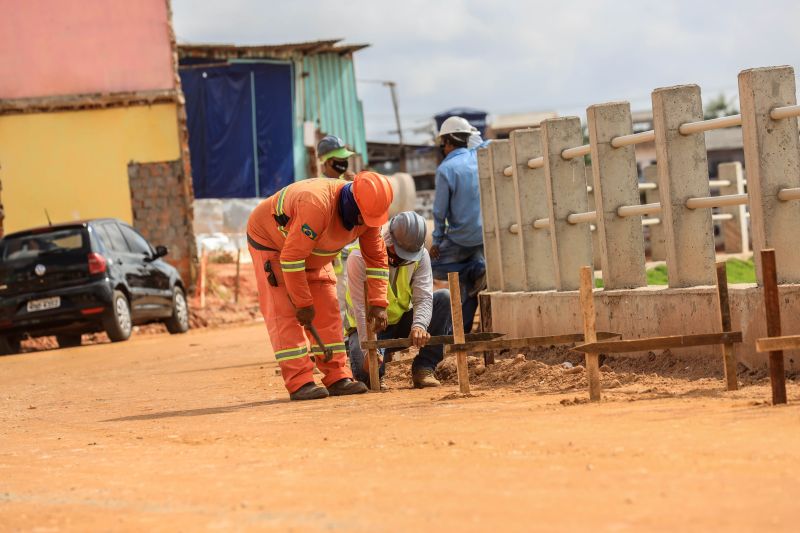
[247,172,393,401]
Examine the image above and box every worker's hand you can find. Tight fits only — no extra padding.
[343,170,356,181]
[409,326,430,347]
[429,244,440,260]
[367,306,389,332]
[295,305,315,326]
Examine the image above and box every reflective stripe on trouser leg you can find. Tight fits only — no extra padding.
[249,245,315,393]
[306,265,352,387]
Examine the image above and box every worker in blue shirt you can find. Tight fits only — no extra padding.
[430,116,487,333]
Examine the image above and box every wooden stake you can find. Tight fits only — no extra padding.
[579,266,601,402]
[363,280,381,392]
[479,293,496,365]
[715,262,738,391]
[199,247,208,310]
[448,272,471,394]
[760,249,787,405]
[234,247,241,304]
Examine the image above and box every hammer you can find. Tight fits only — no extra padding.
[306,324,333,362]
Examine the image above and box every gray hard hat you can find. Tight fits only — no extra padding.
[388,211,427,262]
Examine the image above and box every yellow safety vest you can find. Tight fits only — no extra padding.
[345,252,418,329]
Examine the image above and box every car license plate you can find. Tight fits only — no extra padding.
[27,296,61,312]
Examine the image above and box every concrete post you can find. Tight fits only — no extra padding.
[643,165,666,261]
[477,147,503,291]
[509,128,557,291]
[652,85,716,287]
[587,102,647,289]
[541,117,594,291]
[585,165,603,270]
[718,162,749,254]
[739,66,800,284]
[489,140,527,291]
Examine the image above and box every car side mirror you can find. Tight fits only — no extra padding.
[154,245,169,259]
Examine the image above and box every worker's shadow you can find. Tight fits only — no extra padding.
[103,399,286,422]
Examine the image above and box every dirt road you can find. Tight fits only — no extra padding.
[2,324,799,531]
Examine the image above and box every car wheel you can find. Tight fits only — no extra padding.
[56,334,82,348]
[0,336,21,356]
[165,286,190,334]
[104,290,132,342]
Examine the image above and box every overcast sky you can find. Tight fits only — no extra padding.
[172,0,800,144]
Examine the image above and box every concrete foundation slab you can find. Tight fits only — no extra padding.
[487,285,800,371]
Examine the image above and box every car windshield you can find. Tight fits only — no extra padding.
[0,228,86,261]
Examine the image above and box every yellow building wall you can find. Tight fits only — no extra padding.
[0,104,181,233]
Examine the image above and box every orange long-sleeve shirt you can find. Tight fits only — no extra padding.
[247,178,389,309]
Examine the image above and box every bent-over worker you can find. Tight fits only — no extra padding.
[345,211,452,389]
[247,173,393,401]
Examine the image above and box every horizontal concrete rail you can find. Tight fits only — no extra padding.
[777,187,800,201]
[617,202,662,217]
[533,218,551,229]
[509,223,520,234]
[712,213,734,222]
[503,155,545,177]
[611,130,655,148]
[685,193,749,209]
[679,114,743,135]
[770,104,800,120]
[566,211,598,224]
[561,144,591,160]
[641,217,661,226]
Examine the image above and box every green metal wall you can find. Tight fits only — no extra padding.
[302,53,368,166]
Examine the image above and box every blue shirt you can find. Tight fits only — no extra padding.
[432,146,484,248]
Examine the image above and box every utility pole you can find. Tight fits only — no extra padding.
[359,79,407,173]
[384,81,406,172]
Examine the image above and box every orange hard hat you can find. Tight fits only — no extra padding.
[352,171,393,227]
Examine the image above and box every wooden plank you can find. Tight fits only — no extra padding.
[479,293,496,365]
[572,331,743,353]
[361,332,504,351]
[756,335,800,353]
[363,280,381,392]
[760,249,787,405]
[716,262,738,391]
[579,266,601,402]
[448,272,470,394]
[447,331,621,353]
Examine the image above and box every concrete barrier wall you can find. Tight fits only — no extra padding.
[477,65,800,368]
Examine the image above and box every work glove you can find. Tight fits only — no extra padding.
[409,326,431,347]
[367,306,389,333]
[295,305,315,327]
[429,244,440,260]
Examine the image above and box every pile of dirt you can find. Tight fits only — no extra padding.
[433,354,630,393]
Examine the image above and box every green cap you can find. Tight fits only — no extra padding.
[320,146,354,162]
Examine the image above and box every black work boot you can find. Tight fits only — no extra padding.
[327,378,368,396]
[289,382,329,401]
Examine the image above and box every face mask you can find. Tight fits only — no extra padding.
[331,159,349,174]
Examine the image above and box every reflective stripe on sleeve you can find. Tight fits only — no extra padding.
[365,267,389,280]
[280,259,306,272]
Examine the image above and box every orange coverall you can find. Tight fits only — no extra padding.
[247,178,389,392]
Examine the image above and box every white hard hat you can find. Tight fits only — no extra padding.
[437,116,474,140]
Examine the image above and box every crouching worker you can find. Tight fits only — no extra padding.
[247,173,393,401]
[345,211,452,389]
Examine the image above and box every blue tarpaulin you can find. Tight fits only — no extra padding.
[180,62,294,199]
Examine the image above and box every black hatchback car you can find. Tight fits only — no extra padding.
[0,218,189,354]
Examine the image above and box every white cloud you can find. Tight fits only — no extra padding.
[172,0,800,143]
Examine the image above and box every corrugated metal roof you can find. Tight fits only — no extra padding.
[178,39,370,60]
